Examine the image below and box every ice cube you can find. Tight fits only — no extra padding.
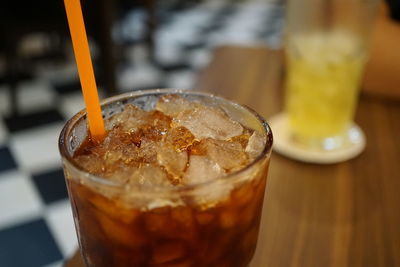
[95,209,147,247]
[146,110,172,133]
[198,138,248,171]
[245,131,266,159]
[146,198,184,210]
[129,117,171,145]
[228,133,251,148]
[173,106,243,140]
[74,154,105,175]
[92,142,141,176]
[103,149,124,164]
[106,104,147,131]
[107,105,171,139]
[88,194,139,224]
[184,156,232,208]
[119,143,142,165]
[184,155,224,184]
[155,94,194,117]
[99,130,129,150]
[189,140,206,156]
[105,109,172,165]
[164,126,195,152]
[100,131,142,163]
[137,139,159,163]
[102,168,131,185]
[157,144,188,181]
[126,163,172,189]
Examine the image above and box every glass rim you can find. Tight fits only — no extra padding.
[58,88,273,193]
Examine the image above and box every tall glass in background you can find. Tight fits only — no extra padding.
[285,0,378,150]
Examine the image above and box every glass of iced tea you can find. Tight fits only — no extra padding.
[59,89,273,267]
[284,0,378,151]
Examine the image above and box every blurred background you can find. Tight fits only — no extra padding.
[0,0,399,266]
[0,0,284,266]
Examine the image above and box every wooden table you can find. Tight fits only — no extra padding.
[67,46,400,267]
[197,46,400,267]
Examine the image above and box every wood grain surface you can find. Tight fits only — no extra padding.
[66,46,400,267]
[197,46,400,267]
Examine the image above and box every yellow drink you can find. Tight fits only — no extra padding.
[285,32,366,143]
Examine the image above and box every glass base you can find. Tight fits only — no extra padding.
[269,113,366,164]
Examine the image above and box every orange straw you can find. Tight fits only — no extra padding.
[64,0,105,142]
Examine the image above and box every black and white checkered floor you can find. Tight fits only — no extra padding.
[0,1,283,266]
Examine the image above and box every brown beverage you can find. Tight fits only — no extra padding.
[59,90,272,267]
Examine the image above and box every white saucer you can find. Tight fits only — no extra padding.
[269,113,366,164]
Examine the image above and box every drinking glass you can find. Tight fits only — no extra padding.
[284,0,378,152]
[59,89,273,266]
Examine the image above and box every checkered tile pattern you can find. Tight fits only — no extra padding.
[0,1,283,266]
